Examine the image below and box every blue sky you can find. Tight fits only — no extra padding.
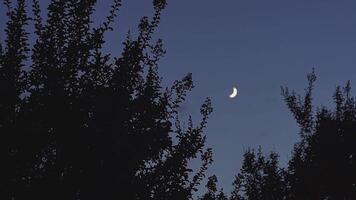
[2,0,356,194]
[133,0,356,192]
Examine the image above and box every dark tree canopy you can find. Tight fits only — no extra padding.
[282,71,356,200]
[230,148,285,200]
[1,0,213,199]
[199,175,228,200]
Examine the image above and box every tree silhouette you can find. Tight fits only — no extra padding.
[282,70,356,199]
[230,147,285,200]
[1,0,29,198]
[200,175,219,200]
[1,0,213,199]
[199,175,228,200]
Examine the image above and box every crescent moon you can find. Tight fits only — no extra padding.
[229,87,238,98]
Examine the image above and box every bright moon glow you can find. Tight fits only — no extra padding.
[229,87,238,98]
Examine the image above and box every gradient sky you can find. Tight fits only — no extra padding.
[2,0,356,194]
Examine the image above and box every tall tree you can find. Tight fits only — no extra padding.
[230,148,285,200]
[200,175,228,200]
[1,0,213,199]
[282,71,356,199]
[0,0,29,198]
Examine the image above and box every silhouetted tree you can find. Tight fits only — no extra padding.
[0,0,29,198]
[1,0,213,199]
[282,70,356,199]
[216,190,228,200]
[200,175,228,200]
[230,148,285,200]
[200,175,219,200]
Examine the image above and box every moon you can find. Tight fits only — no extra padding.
[229,87,238,98]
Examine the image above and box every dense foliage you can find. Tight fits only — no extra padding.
[281,71,356,200]
[1,0,213,199]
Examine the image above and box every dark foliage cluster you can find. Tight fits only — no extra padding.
[281,71,356,200]
[1,0,213,199]
[229,148,285,200]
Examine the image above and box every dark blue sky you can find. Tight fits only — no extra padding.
[117,0,356,192]
[2,0,356,193]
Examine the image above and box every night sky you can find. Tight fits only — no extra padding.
[2,0,356,193]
